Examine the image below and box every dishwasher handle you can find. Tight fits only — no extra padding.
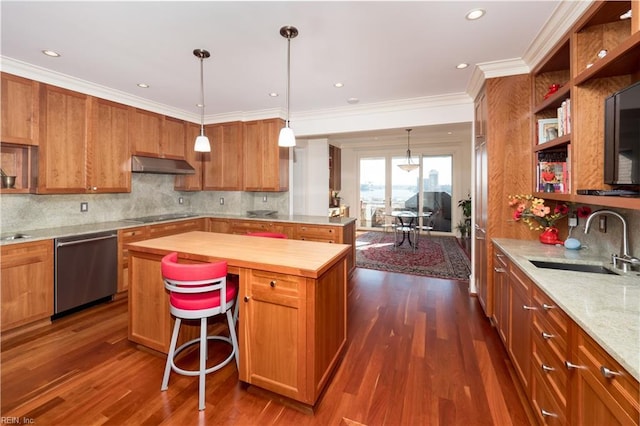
[56,234,117,247]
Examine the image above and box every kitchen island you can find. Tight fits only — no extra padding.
[126,231,350,408]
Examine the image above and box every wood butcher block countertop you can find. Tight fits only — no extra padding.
[126,231,350,278]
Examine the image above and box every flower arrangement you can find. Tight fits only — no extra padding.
[507,194,591,230]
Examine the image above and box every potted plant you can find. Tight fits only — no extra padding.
[457,194,471,237]
[456,220,469,238]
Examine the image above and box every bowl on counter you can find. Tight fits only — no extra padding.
[1,176,16,188]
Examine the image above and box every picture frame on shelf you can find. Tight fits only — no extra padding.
[537,118,559,144]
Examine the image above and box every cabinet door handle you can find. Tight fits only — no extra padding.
[542,303,555,311]
[270,280,276,287]
[541,364,555,373]
[243,296,250,302]
[600,366,622,379]
[523,305,537,310]
[541,331,554,340]
[540,409,558,418]
[494,267,506,273]
[564,361,584,370]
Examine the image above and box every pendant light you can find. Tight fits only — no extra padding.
[278,26,298,147]
[193,48,211,152]
[398,129,419,172]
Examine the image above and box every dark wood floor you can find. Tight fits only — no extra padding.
[1,269,534,425]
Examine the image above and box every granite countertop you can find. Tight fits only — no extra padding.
[493,238,640,382]
[0,213,357,246]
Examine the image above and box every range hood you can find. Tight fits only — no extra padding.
[131,155,196,175]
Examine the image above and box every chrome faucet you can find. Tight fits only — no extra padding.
[584,209,639,272]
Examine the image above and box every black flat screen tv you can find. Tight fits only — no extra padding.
[604,80,640,185]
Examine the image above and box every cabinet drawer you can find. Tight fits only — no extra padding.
[531,366,567,426]
[510,262,533,297]
[533,285,569,341]
[149,219,201,238]
[533,313,568,365]
[576,328,640,422]
[230,220,274,234]
[532,330,568,409]
[296,225,338,242]
[248,270,302,308]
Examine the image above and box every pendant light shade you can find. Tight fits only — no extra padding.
[278,26,298,147]
[193,48,211,152]
[398,128,419,172]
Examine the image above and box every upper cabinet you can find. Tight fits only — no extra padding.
[203,121,244,190]
[174,122,204,191]
[161,116,186,160]
[37,84,90,193]
[89,98,131,193]
[129,108,163,158]
[243,118,289,192]
[531,0,640,210]
[1,73,39,146]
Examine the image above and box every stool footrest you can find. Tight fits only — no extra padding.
[169,335,236,377]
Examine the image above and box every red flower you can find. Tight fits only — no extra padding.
[554,204,569,215]
[577,206,592,218]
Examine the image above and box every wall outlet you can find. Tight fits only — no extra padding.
[262,195,268,202]
[80,202,88,212]
[599,216,607,233]
[178,197,184,205]
[219,197,224,205]
[568,215,578,227]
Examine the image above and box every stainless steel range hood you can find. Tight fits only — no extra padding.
[131,155,196,175]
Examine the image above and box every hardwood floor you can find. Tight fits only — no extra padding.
[1,269,534,425]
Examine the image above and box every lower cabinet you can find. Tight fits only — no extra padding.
[117,226,150,294]
[493,243,639,425]
[492,248,509,344]
[1,240,54,332]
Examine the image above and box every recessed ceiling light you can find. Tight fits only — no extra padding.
[42,50,61,57]
[347,97,359,104]
[137,83,149,88]
[334,82,344,88]
[466,9,485,20]
[456,63,469,69]
[269,92,279,97]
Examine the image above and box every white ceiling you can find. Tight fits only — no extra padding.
[0,1,586,145]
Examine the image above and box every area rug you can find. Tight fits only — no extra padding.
[355,231,471,280]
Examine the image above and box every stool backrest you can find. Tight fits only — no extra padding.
[161,252,230,306]
[246,232,288,239]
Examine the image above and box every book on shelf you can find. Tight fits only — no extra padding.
[556,98,571,137]
[537,161,569,193]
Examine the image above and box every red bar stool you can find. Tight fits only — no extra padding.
[160,252,239,411]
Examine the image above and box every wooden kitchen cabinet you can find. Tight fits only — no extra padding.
[240,269,307,401]
[296,221,355,276]
[117,226,150,294]
[175,122,204,191]
[329,144,341,192]
[572,327,640,425]
[203,121,244,190]
[36,84,90,193]
[129,108,163,157]
[148,218,203,238]
[1,73,39,146]
[1,240,54,332]
[161,116,186,160]
[88,98,131,193]
[243,118,289,192]
[207,217,230,234]
[491,247,509,344]
[508,263,532,395]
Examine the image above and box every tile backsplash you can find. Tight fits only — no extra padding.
[0,174,289,232]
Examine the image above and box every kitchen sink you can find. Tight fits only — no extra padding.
[1,233,31,241]
[530,260,618,275]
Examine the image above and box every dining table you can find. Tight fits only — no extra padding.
[390,210,432,248]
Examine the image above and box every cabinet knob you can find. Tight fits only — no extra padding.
[243,296,250,302]
[540,409,558,418]
[270,280,276,287]
[541,364,555,373]
[600,366,621,379]
[564,361,584,370]
[541,331,554,340]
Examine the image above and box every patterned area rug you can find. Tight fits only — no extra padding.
[355,231,471,280]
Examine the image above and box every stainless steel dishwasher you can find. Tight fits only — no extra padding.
[54,230,118,315]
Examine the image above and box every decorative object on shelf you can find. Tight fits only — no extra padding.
[278,25,299,147]
[193,48,211,152]
[330,191,340,207]
[537,118,559,144]
[398,128,419,172]
[543,83,561,99]
[508,194,592,242]
[0,168,16,188]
